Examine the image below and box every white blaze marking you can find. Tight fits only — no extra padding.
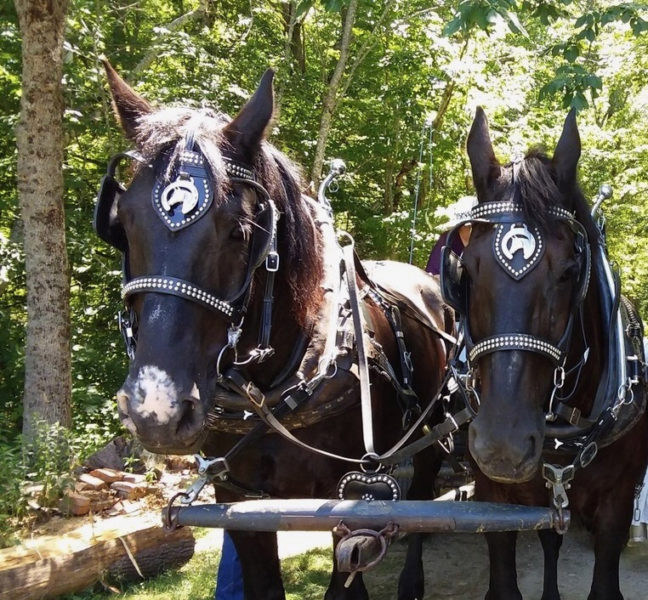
[133,365,179,424]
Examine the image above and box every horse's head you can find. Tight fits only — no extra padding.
[96,62,320,453]
[457,108,591,483]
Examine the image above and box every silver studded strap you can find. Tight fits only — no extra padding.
[469,333,563,365]
[122,276,236,319]
[470,201,574,222]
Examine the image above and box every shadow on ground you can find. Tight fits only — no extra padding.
[364,521,648,600]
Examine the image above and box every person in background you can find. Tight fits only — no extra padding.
[425,196,476,276]
[215,531,244,600]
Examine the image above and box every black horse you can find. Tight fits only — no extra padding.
[442,108,648,599]
[95,61,453,600]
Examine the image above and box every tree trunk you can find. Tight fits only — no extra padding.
[14,0,72,438]
[309,0,358,186]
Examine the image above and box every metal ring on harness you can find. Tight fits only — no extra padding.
[164,491,190,530]
[360,452,382,474]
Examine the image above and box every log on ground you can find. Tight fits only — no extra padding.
[0,512,195,600]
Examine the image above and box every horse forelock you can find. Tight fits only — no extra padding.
[501,150,594,239]
[133,105,323,329]
[135,106,230,187]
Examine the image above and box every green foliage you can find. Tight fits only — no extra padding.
[0,441,26,547]
[23,421,79,509]
[0,420,89,548]
[3,0,648,449]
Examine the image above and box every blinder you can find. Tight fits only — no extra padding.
[93,151,146,252]
[440,230,467,315]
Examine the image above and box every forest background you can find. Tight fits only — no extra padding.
[0,0,647,540]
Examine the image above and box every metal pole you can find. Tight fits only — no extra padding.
[166,499,566,533]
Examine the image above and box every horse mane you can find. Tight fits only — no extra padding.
[133,106,324,328]
[513,149,600,242]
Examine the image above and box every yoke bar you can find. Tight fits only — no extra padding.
[165,499,567,533]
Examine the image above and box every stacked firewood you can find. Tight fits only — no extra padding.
[60,468,160,517]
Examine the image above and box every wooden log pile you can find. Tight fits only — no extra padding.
[59,468,159,516]
[1,457,200,600]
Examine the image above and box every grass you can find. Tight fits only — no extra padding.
[57,536,334,600]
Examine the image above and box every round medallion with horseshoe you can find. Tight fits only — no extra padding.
[160,178,199,215]
[494,222,545,280]
[152,150,214,231]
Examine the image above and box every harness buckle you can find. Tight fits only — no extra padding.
[244,381,266,408]
[403,351,414,376]
[265,250,280,272]
[579,442,598,468]
[118,310,137,360]
[543,463,574,526]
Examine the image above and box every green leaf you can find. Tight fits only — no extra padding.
[631,18,648,36]
[563,45,580,62]
[570,91,588,112]
[586,74,603,90]
[503,10,528,37]
[295,0,315,19]
[443,16,463,36]
[322,0,346,12]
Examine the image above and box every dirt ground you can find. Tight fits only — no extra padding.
[198,517,648,599]
[362,521,648,600]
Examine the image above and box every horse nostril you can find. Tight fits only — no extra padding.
[116,389,130,415]
[524,433,539,464]
[176,397,199,434]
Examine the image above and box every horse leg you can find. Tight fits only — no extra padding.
[396,446,441,600]
[324,534,369,600]
[484,531,522,600]
[228,530,285,600]
[397,533,426,600]
[587,528,626,600]
[537,529,563,600]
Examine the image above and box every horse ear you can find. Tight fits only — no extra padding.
[101,57,152,142]
[224,69,275,160]
[552,109,581,186]
[467,107,500,199]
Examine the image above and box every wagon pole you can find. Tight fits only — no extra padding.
[164,498,567,534]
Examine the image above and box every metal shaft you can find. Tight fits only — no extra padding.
[166,499,566,533]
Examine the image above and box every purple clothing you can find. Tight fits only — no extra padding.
[425,232,464,275]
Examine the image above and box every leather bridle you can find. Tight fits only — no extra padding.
[94,138,280,366]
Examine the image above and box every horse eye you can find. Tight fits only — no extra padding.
[229,225,245,241]
[558,262,579,283]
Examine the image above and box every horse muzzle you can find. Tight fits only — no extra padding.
[116,365,207,454]
[468,415,543,484]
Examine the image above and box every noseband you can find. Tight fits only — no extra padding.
[94,136,280,362]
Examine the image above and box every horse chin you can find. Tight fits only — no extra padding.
[127,419,207,455]
[138,436,206,456]
[477,459,540,485]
